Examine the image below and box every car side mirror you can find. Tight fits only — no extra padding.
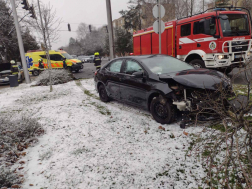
[132,71,144,78]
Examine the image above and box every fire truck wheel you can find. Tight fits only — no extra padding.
[32,70,40,76]
[189,59,205,69]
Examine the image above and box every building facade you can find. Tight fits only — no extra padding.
[112,2,176,31]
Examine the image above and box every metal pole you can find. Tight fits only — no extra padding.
[105,0,115,59]
[37,0,52,92]
[158,0,162,54]
[10,0,31,84]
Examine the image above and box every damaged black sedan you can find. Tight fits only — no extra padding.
[94,55,232,125]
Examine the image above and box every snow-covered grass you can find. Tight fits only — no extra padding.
[0,79,207,188]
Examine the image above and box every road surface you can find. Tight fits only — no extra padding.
[1,58,252,90]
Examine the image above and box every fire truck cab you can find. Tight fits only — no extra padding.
[133,7,252,73]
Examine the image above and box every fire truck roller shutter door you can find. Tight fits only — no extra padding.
[133,36,141,55]
[141,34,152,55]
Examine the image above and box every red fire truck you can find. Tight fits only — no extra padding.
[133,7,252,73]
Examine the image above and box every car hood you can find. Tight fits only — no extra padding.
[159,68,229,90]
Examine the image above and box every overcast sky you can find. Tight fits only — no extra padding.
[39,0,130,50]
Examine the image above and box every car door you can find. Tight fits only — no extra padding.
[50,54,64,68]
[104,59,124,100]
[120,59,149,108]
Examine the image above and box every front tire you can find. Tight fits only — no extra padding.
[150,97,175,124]
[98,84,110,102]
[189,59,205,68]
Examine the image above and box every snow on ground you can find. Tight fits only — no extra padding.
[0,79,206,188]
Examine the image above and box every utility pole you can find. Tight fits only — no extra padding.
[37,0,52,92]
[10,0,31,84]
[105,0,115,60]
[158,0,161,54]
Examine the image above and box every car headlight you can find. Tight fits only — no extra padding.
[4,77,9,81]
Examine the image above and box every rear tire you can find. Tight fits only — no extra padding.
[189,59,205,68]
[98,84,110,102]
[150,97,175,124]
[32,70,39,76]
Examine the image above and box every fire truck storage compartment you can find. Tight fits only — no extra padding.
[141,33,152,55]
[133,36,141,55]
[133,26,175,56]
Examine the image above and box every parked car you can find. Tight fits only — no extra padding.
[71,55,77,59]
[87,55,94,63]
[78,56,86,63]
[94,55,232,125]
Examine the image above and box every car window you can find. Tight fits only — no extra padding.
[107,60,123,73]
[181,23,191,37]
[50,54,63,61]
[40,55,47,59]
[124,60,143,75]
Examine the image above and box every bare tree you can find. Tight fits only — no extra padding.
[24,1,62,49]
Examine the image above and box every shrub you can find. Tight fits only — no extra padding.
[0,116,44,188]
[35,69,74,86]
[0,167,20,188]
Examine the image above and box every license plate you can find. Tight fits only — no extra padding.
[235,55,243,58]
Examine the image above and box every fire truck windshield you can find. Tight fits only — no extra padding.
[220,14,249,37]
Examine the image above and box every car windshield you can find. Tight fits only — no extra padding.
[62,53,74,59]
[220,14,249,36]
[141,56,194,74]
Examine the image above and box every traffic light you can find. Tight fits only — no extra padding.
[21,0,30,10]
[89,25,92,32]
[29,5,36,19]
[68,23,71,32]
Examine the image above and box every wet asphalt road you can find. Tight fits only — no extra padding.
[73,60,109,80]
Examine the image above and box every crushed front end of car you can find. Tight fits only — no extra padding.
[159,69,234,128]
